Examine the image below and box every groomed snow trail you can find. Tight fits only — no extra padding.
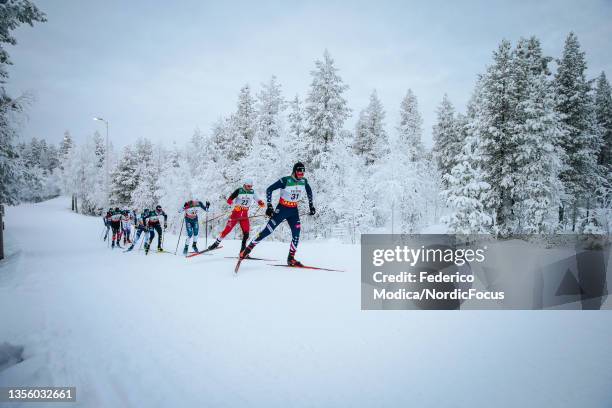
[0,198,611,407]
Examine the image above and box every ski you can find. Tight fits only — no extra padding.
[185,246,223,258]
[268,264,345,272]
[234,257,244,275]
[224,256,278,261]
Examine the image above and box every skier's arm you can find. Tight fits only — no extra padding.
[305,180,315,215]
[226,189,240,205]
[266,179,285,204]
[305,180,313,205]
[255,191,265,208]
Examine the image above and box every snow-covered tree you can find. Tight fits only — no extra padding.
[256,76,286,145]
[432,94,461,186]
[441,134,492,234]
[304,50,351,166]
[510,37,564,233]
[62,133,106,214]
[0,0,46,204]
[352,90,388,166]
[397,89,424,162]
[234,84,257,145]
[554,32,603,230]
[594,72,612,185]
[130,138,158,210]
[59,130,73,168]
[109,145,138,207]
[288,94,305,140]
[473,40,516,235]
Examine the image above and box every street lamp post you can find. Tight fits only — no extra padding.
[93,117,109,207]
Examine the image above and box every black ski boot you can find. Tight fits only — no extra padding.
[183,244,189,255]
[126,244,134,252]
[287,254,303,267]
[208,239,220,251]
[158,246,163,253]
[111,240,115,249]
[192,242,199,252]
[144,243,150,255]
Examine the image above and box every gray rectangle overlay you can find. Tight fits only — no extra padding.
[361,234,611,310]
[0,387,76,402]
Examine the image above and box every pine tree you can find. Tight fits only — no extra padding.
[0,1,45,205]
[432,94,461,186]
[554,32,602,230]
[594,72,612,185]
[476,40,516,235]
[352,90,388,165]
[304,50,351,166]
[510,37,563,233]
[397,89,424,162]
[288,94,304,140]
[130,138,157,210]
[109,145,138,207]
[256,75,286,146]
[59,130,73,168]
[441,134,493,234]
[235,84,256,143]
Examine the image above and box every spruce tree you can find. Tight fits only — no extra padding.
[397,89,424,162]
[594,72,612,185]
[256,75,286,146]
[288,94,304,140]
[353,90,388,166]
[110,145,138,207]
[476,40,515,235]
[510,37,563,233]
[432,94,460,186]
[554,32,602,230]
[304,50,351,166]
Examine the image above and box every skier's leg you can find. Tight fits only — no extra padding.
[242,208,286,257]
[191,220,199,251]
[184,219,194,246]
[240,217,250,253]
[192,221,199,243]
[209,217,236,250]
[156,224,163,249]
[287,211,302,265]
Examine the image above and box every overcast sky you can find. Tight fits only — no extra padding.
[7,0,612,148]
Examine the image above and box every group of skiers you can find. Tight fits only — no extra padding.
[103,206,169,254]
[103,162,315,266]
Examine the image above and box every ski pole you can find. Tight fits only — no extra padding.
[174,218,184,255]
[205,211,208,247]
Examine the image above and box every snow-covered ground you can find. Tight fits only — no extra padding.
[0,197,611,407]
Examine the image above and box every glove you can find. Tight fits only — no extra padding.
[265,204,274,218]
[258,200,265,208]
[205,201,210,211]
[309,203,316,216]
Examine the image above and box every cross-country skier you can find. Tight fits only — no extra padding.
[121,209,132,245]
[240,163,315,266]
[109,207,124,248]
[125,209,149,252]
[178,199,210,255]
[144,205,168,254]
[208,180,265,255]
[102,207,112,241]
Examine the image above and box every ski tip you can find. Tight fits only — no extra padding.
[234,258,243,275]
